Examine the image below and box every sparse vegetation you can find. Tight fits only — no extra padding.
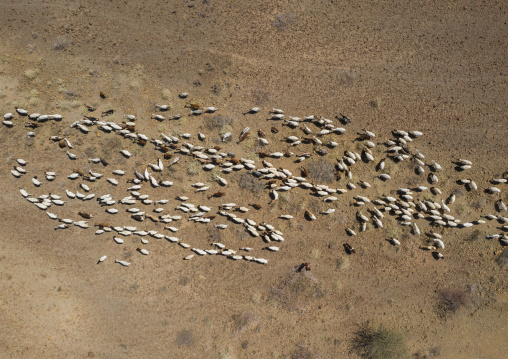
[161,88,171,100]
[53,36,68,50]
[334,280,344,291]
[231,312,259,334]
[187,160,201,176]
[336,256,350,270]
[291,343,321,359]
[269,271,325,313]
[306,158,336,183]
[452,187,465,197]
[238,172,264,195]
[250,292,263,304]
[277,191,292,211]
[465,229,483,242]
[273,13,296,30]
[470,198,486,210]
[175,329,194,347]
[404,175,421,188]
[236,228,249,241]
[65,90,79,98]
[340,70,356,88]
[219,347,234,359]
[13,99,26,109]
[178,276,189,286]
[351,323,409,359]
[240,133,257,149]
[496,248,508,268]
[211,82,222,95]
[23,69,38,79]
[454,203,468,215]
[385,225,402,239]
[438,288,470,315]
[370,97,382,108]
[309,248,320,259]
[219,125,233,140]
[207,114,234,131]
[28,97,38,106]
[99,137,123,157]
[252,89,269,105]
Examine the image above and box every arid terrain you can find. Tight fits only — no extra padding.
[0,1,507,358]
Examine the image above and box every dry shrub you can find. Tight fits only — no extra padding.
[336,256,350,270]
[438,288,470,315]
[178,276,189,286]
[231,312,259,335]
[351,323,409,359]
[277,192,292,212]
[452,187,466,197]
[238,172,264,195]
[187,160,201,176]
[464,229,483,242]
[24,69,38,79]
[370,97,382,108]
[470,198,486,210]
[206,115,234,131]
[161,88,171,100]
[404,175,421,188]
[292,343,321,359]
[211,82,222,95]
[497,248,508,268]
[53,36,68,50]
[340,71,356,87]
[252,89,269,105]
[99,137,123,157]
[175,329,194,347]
[208,227,222,243]
[306,158,336,183]
[273,13,296,30]
[236,228,249,241]
[269,270,325,313]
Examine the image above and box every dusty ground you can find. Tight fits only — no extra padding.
[0,0,507,358]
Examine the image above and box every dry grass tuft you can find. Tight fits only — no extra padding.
[351,323,409,359]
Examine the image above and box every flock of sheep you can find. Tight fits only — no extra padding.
[4,94,508,267]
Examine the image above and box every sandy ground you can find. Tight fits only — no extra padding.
[0,1,507,358]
